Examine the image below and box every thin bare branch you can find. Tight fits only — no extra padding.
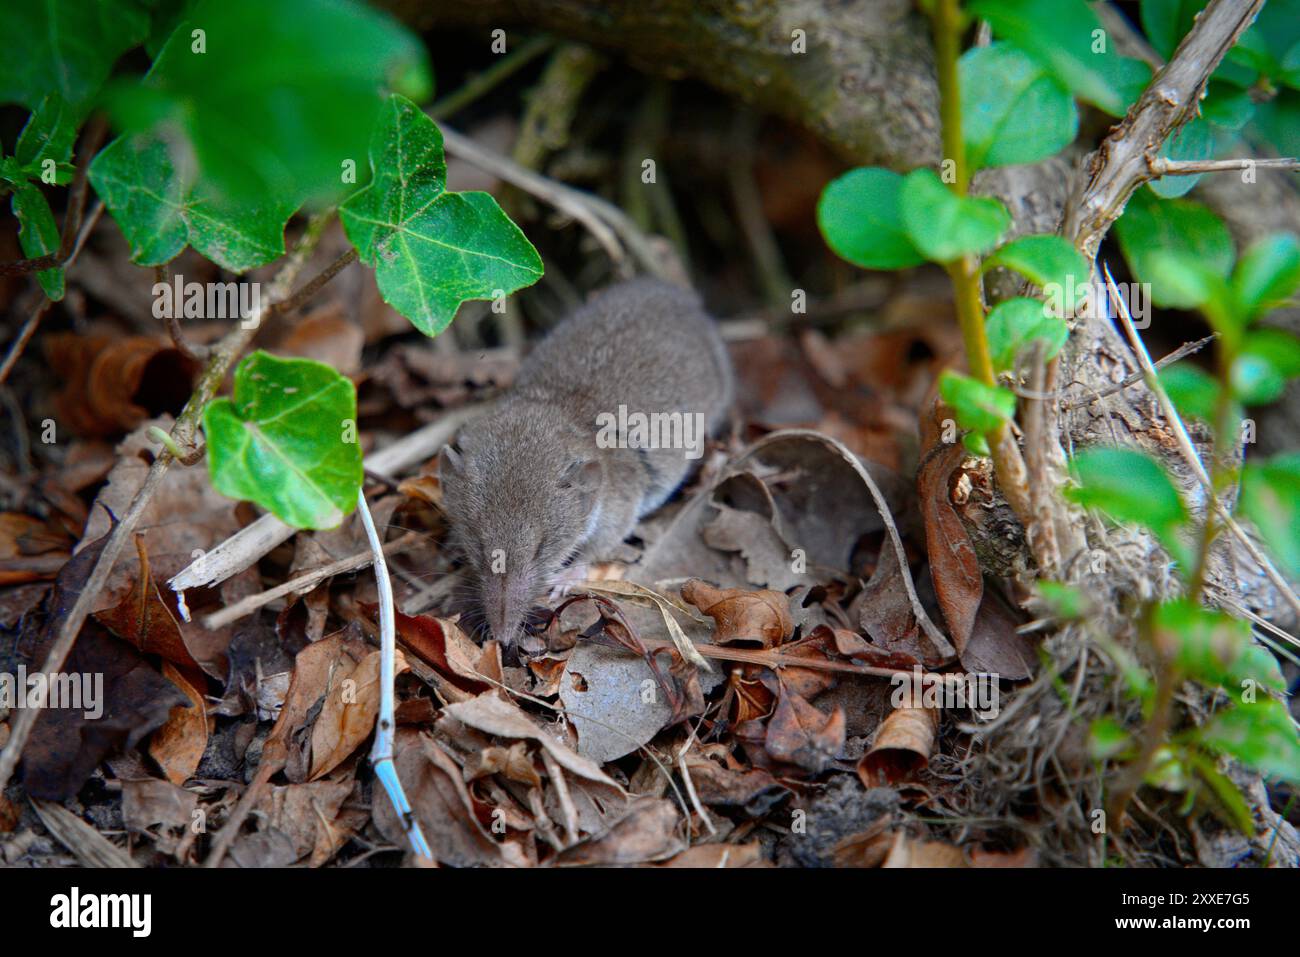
[1149,156,1300,176]
[1064,0,1266,259]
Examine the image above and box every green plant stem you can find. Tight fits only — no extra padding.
[929,0,1031,521]
[932,0,969,195]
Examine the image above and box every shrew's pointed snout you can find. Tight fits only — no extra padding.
[482,570,535,650]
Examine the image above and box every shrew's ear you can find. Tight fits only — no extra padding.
[559,458,601,491]
[437,443,464,482]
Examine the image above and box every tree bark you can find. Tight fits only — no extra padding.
[386,0,942,170]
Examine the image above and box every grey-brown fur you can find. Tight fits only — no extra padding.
[439,278,733,649]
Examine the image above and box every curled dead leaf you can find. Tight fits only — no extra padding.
[46,330,198,438]
[148,661,209,786]
[858,705,939,786]
[681,578,792,647]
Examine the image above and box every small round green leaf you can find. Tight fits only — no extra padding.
[1240,454,1300,579]
[1066,447,1190,569]
[816,167,925,270]
[1159,362,1221,423]
[1201,698,1300,784]
[1145,250,1238,342]
[205,352,363,530]
[1148,117,1216,199]
[960,44,1077,170]
[900,169,1010,263]
[985,296,1067,371]
[983,235,1088,311]
[1152,599,1251,687]
[1114,191,1235,307]
[938,370,1016,434]
[1232,232,1300,320]
[969,0,1151,116]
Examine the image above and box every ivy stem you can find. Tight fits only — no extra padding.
[929,0,1032,521]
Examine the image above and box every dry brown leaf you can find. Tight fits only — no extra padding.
[372,729,523,866]
[441,693,623,791]
[656,842,770,867]
[881,830,969,867]
[380,607,489,698]
[121,778,197,856]
[148,661,209,786]
[681,578,792,647]
[701,501,812,591]
[81,418,250,675]
[680,752,788,814]
[960,587,1035,680]
[555,797,683,866]
[464,742,541,787]
[46,330,199,438]
[95,538,205,679]
[308,647,408,780]
[764,681,845,774]
[970,845,1039,867]
[254,779,354,867]
[918,397,982,654]
[858,705,940,786]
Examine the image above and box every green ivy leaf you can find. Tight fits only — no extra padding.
[1114,191,1235,307]
[899,169,1010,263]
[1152,599,1250,688]
[340,95,544,336]
[11,183,64,300]
[1159,362,1220,423]
[1232,232,1300,320]
[959,44,1078,170]
[1201,698,1300,784]
[817,168,925,270]
[14,94,78,181]
[89,133,295,271]
[1240,454,1300,579]
[983,235,1089,312]
[938,370,1016,434]
[0,0,148,118]
[204,351,363,530]
[985,297,1067,371]
[103,0,432,208]
[969,0,1152,116]
[1066,447,1191,570]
